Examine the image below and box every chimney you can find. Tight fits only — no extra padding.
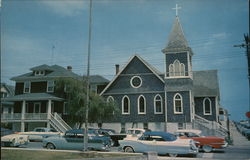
[115,64,119,75]
[67,66,72,71]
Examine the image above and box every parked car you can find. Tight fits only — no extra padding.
[124,128,147,140]
[175,129,228,152]
[18,127,61,142]
[243,129,250,140]
[1,128,15,137]
[43,129,111,151]
[1,134,29,147]
[119,131,198,157]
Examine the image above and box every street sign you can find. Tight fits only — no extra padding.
[246,112,250,118]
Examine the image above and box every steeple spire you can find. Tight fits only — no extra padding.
[162,4,192,54]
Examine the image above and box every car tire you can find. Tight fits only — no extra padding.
[46,143,56,149]
[124,146,134,153]
[168,153,178,157]
[202,145,213,153]
[11,139,15,147]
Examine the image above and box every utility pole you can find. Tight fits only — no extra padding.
[233,0,250,123]
[83,0,92,152]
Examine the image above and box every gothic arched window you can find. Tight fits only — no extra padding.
[203,98,212,115]
[174,93,183,114]
[169,64,174,77]
[169,60,185,77]
[138,95,146,114]
[122,96,130,114]
[154,94,163,114]
[107,96,114,103]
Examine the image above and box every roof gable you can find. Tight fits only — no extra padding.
[100,54,164,95]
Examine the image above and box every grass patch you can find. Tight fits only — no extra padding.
[1,149,135,160]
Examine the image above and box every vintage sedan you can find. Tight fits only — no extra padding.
[18,127,61,142]
[43,129,110,151]
[1,134,29,147]
[119,131,198,157]
[175,129,228,152]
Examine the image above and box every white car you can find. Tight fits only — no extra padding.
[18,127,61,142]
[119,131,198,157]
[1,134,29,147]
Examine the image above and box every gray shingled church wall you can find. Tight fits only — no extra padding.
[194,97,217,121]
[102,56,165,123]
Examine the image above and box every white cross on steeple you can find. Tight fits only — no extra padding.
[172,4,181,16]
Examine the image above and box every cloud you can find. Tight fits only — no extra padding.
[211,32,230,39]
[2,34,46,56]
[40,0,88,16]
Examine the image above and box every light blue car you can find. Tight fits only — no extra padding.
[119,131,198,157]
[43,129,110,151]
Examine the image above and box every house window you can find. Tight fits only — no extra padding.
[174,93,183,114]
[138,95,146,114]
[107,96,114,103]
[154,94,163,114]
[130,76,142,88]
[203,98,212,115]
[24,82,31,93]
[47,81,54,92]
[169,60,185,77]
[122,96,130,114]
[33,103,41,113]
[35,70,45,76]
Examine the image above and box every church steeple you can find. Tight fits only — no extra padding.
[162,5,193,54]
[162,4,193,79]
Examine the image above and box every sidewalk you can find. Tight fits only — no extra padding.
[229,122,250,147]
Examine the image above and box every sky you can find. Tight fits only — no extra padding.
[1,0,249,121]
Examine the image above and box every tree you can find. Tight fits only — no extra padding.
[55,77,118,127]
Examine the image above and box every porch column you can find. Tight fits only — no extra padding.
[47,99,52,128]
[21,100,26,132]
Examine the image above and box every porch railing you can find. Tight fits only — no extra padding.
[194,114,229,137]
[1,113,48,121]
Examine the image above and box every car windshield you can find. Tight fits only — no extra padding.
[127,130,134,134]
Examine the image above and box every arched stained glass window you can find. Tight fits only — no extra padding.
[174,93,183,114]
[203,98,212,115]
[122,96,130,114]
[138,95,146,114]
[168,60,185,77]
[154,94,163,114]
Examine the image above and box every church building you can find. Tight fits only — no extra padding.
[100,10,222,133]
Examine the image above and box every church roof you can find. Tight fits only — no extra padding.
[100,54,164,95]
[162,16,193,54]
[193,70,220,97]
